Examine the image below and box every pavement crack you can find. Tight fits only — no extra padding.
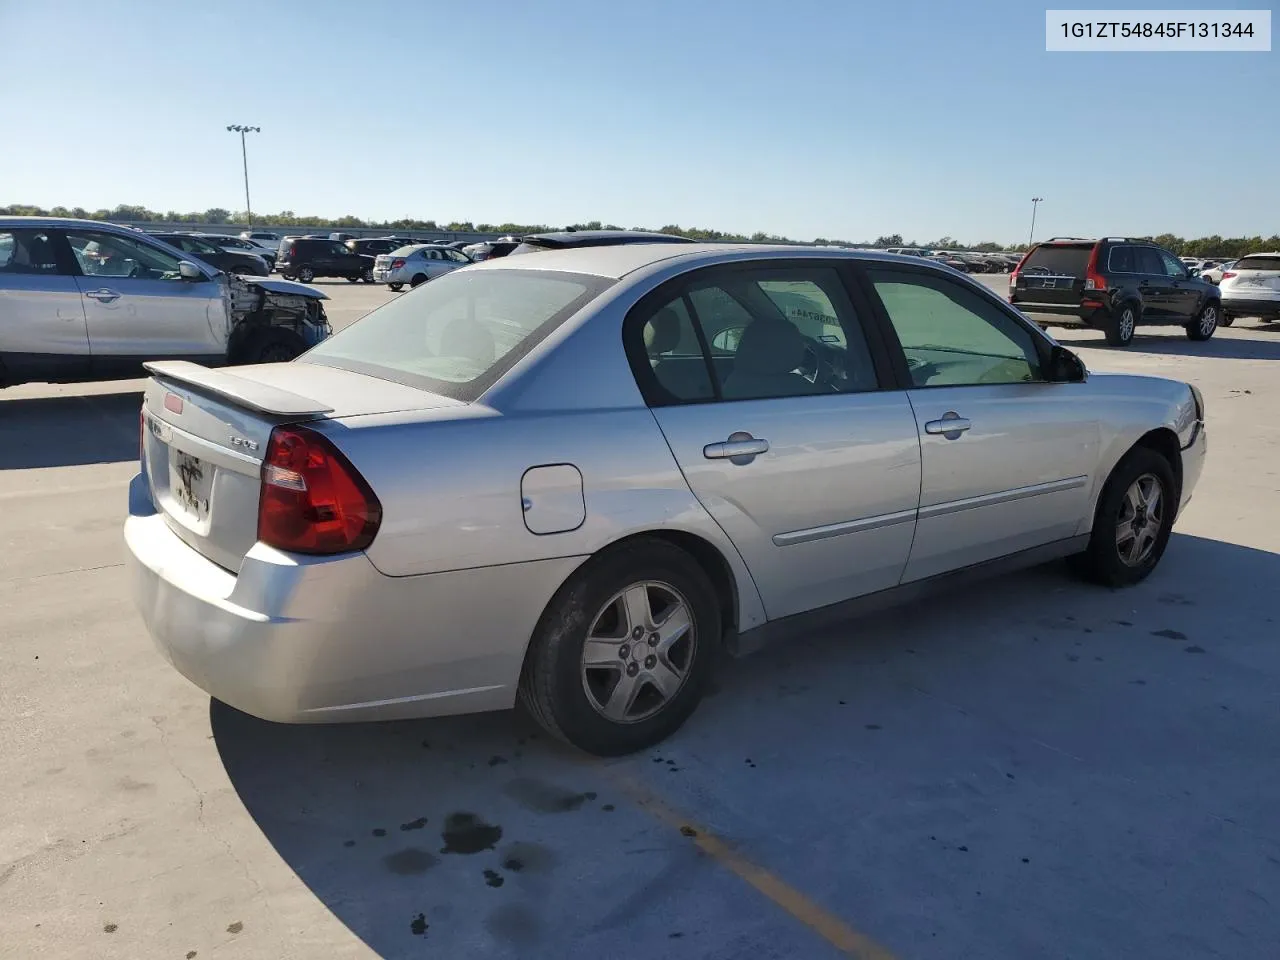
[149,715,266,902]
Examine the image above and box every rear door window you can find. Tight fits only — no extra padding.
[0,229,62,274]
[1135,247,1165,275]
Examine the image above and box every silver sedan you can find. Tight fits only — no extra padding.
[126,244,1206,755]
[371,243,471,290]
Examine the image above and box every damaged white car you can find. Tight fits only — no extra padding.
[0,217,330,387]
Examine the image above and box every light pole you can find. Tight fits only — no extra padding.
[1028,196,1043,247]
[226,124,261,230]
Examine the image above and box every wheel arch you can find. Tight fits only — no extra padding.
[1084,426,1183,536]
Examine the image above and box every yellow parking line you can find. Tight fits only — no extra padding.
[609,772,898,959]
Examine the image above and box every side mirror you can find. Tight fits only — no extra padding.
[1048,344,1087,383]
[178,260,205,281]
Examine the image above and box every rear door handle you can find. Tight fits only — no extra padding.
[924,413,971,437]
[84,288,121,303]
[703,432,769,461]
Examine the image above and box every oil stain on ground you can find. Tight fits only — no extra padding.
[1152,629,1188,640]
[503,777,597,814]
[384,848,439,875]
[440,812,503,854]
[501,841,557,875]
[483,868,505,888]
[410,913,429,937]
[399,817,428,832]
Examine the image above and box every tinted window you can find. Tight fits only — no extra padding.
[1234,255,1280,272]
[0,229,60,274]
[639,266,879,402]
[305,269,613,400]
[1020,244,1091,276]
[1134,247,1164,274]
[1107,245,1136,273]
[66,230,186,280]
[640,295,715,402]
[868,269,1042,387]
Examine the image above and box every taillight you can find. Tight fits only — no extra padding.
[1083,244,1105,291]
[257,425,381,555]
[1008,250,1031,300]
[1221,271,1237,279]
[391,258,406,269]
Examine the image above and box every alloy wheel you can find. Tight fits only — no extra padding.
[1119,308,1136,342]
[1199,305,1217,337]
[580,581,696,724]
[1115,472,1164,566]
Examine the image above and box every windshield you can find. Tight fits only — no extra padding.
[1021,244,1091,275]
[1234,256,1280,272]
[304,268,614,400]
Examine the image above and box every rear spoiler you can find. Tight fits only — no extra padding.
[143,361,335,416]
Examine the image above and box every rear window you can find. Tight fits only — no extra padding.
[1234,256,1280,272]
[1021,243,1092,276]
[304,268,614,401]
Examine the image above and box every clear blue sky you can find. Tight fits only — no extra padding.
[1,0,1275,242]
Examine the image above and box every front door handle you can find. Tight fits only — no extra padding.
[924,412,971,438]
[84,288,121,303]
[703,431,769,462]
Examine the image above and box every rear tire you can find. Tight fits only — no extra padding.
[1186,302,1219,341]
[409,273,428,288]
[1104,302,1138,347]
[388,283,403,292]
[518,538,721,757]
[298,266,315,283]
[345,275,359,283]
[1219,311,1235,327]
[241,328,308,364]
[1071,447,1177,588]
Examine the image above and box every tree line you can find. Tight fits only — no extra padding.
[2,204,1275,257]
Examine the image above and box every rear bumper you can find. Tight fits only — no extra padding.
[1011,301,1102,326]
[124,473,584,724]
[373,267,409,283]
[1220,296,1280,317]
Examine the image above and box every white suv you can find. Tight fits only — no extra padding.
[1218,253,1280,326]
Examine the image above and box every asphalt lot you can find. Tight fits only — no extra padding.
[3,274,1280,960]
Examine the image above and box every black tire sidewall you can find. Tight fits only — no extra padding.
[523,540,721,756]
[298,267,315,282]
[410,274,427,288]
[246,329,306,364]
[388,283,403,291]
[1085,448,1177,587]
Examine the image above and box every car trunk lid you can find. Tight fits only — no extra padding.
[1011,242,1093,306]
[141,360,463,571]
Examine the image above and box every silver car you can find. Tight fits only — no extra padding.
[0,218,331,386]
[126,244,1206,755]
[372,244,472,290]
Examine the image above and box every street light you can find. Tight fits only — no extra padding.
[226,124,261,230]
[1028,196,1043,247]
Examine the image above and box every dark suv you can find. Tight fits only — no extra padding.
[1010,237,1222,346]
[345,237,421,258]
[277,237,375,283]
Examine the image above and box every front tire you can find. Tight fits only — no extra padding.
[518,538,721,756]
[1104,302,1138,347]
[1186,302,1219,341]
[241,328,308,364]
[345,275,359,283]
[409,273,428,288]
[361,267,375,283]
[1072,447,1177,587]
[388,283,403,292]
